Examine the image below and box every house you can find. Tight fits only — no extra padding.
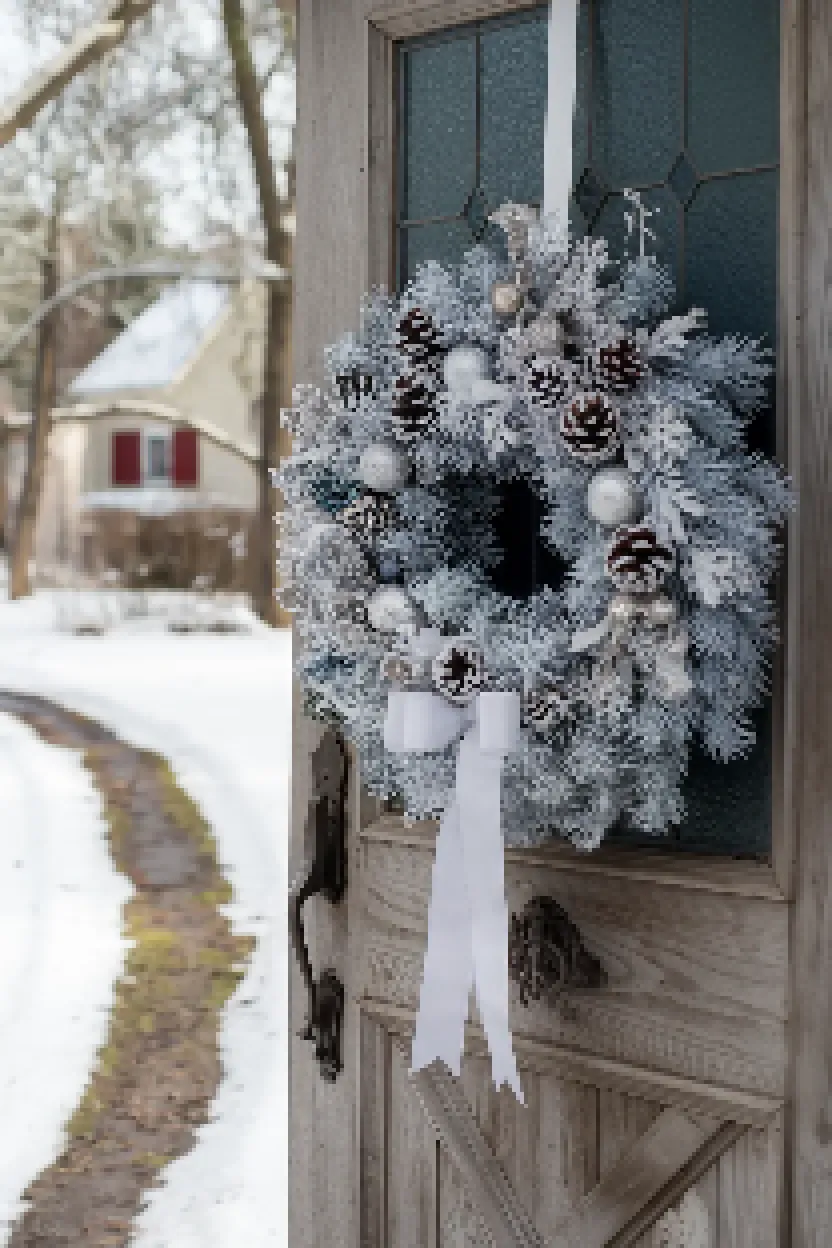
[289,2,830,1246]
[3,278,265,588]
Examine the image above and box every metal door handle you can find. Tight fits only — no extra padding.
[290,728,348,1081]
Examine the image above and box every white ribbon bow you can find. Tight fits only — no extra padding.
[384,688,524,1102]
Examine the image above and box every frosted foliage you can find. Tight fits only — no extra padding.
[278,235,792,850]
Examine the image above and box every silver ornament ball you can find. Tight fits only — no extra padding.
[490,279,525,319]
[443,345,490,395]
[587,465,643,528]
[358,443,408,493]
[366,586,419,635]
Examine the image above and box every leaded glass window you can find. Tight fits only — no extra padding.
[395,0,780,856]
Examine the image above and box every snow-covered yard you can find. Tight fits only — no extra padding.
[0,571,292,1246]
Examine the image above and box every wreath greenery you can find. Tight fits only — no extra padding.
[278,206,791,850]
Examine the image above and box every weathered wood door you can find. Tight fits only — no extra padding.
[290,1,830,1244]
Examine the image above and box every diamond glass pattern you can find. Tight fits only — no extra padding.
[667,151,700,207]
[572,167,608,227]
[463,185,490,241]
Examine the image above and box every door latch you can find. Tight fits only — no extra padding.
[509,896,605,1006]
[290,728,348,1081]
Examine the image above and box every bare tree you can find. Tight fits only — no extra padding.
[2,0,296,621]
[0,0,155,146]
[9,181,61,597]
[221,0,293,625]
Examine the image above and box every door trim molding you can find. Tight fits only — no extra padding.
[363,1001,784,1129]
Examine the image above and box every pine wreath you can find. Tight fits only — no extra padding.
[278,213,792,850]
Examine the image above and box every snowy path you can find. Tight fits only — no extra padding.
[0,712,132,1243]
[0,598,292,1246]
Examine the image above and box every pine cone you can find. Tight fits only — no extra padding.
[524,355,574,411]
[598,336,644,392]
[391,372,437,440]
[606,525,674,596]
[432,638,485,706]
[560,393,620,462]
[339,492,395,543]
[335,366,376,410]
[396,307,443,367]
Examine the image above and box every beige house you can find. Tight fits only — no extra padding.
[3,278,265,585]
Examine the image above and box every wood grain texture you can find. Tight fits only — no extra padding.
[389,1042,439,1247]
[295,0,367,386]
[406,1054,546,1248]
[790,0,832,1243]
[365,0,544,39]
[718,1114,783,1248]
[358,1014,389,1248]
[362,817,784,900]
[552,1110,722,1248]
[359,832,788,1098]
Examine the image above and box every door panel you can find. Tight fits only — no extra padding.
[356,1009,782,1246]
[359,820,787,1104]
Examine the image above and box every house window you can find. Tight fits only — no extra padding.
[395,0,779,857]
[145,431,170,483]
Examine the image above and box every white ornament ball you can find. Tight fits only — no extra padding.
[491,279,525,319]
[587,465,643,528]
[366,586,419,636]
[358,443,408,493]
[443,345,490,396]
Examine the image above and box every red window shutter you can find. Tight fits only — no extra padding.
[172,427,199,487]
[111,431,141,486]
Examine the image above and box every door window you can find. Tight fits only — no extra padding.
[395,0,779,856]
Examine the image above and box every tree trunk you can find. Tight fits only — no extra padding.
[10,202,60,600]
[221,0,292,627]
[0,415,8,552]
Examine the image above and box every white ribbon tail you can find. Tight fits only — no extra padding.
[398,691,523,1102]
[410,798,473,1077]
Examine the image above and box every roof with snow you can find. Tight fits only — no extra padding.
[68,281,231,398]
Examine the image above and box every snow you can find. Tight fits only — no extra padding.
[68,282,230,396]
[0,712,133,1242]
[0,573,291,1247]
[80,488,256,515]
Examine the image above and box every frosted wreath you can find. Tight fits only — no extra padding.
[278,205,791,1094]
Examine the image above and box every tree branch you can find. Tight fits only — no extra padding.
[0,2,157,147]
[0,259,288,367]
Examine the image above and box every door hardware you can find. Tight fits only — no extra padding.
[290,728,348,1081]
[509,896,605,1006]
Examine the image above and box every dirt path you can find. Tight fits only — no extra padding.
[0,692,255,1248]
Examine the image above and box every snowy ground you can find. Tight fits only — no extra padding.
[0,712,133,1243]
[0,574,292,1246]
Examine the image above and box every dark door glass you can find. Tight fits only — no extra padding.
[396,0,779,856]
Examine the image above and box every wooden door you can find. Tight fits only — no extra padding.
[290,1,830,1245]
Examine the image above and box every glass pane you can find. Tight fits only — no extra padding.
[399,219,474,287]
[400,36,477,222]
[591,0,683,187]
[688,0,780,175]
[685,171,778,346]
[480,11,549,211]
[594,186,682,291]
[611,704,771,856]
[146,436,168,480]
